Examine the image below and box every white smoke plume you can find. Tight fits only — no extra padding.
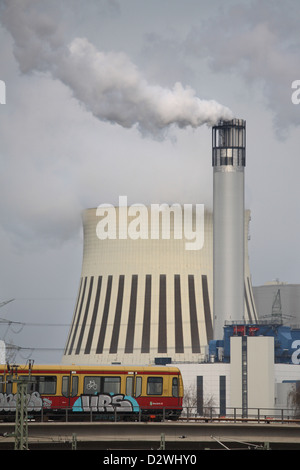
[0,0,232,138]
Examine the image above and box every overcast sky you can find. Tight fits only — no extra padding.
[0,0,299,364]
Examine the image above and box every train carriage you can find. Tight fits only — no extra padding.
[0,364,183,421]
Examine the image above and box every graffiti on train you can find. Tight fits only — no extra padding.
[72,393,139,413]
[0,391,44,411]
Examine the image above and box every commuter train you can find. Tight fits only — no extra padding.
[0,364,183,421]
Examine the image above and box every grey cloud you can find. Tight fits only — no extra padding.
[183,0,300,136]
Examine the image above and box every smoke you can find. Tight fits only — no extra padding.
[0,0,230,251]
[0,0,232,138]
[60,37,233,136]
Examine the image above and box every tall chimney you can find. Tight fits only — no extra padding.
[212,119,246,340]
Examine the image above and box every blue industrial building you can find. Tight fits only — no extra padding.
[209,323,300,365]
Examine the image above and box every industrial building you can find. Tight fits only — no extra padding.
[253,281,300,326]
[61,119,300,417]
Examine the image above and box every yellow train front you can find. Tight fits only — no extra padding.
[0,364,183,421]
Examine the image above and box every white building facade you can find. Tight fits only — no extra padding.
[175,336,300,417]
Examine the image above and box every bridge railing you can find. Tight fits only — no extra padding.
[181,406,300,424]
[0,403,299,423]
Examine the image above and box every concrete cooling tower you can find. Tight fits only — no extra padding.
[62,204,257,366]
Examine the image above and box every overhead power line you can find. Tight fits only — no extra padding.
[0,318,70,327]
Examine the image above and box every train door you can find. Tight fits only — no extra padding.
[62,372,79,408]
[125,372,143,416]
[125,373,142,399]
[172,374,180,405]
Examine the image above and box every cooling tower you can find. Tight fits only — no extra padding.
[212,119,247,341]
[62,202,257,366]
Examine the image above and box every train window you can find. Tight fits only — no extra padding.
[0,375,3,393]
[103,377,120,394]
[84,376,101,394]
[172,377,178,397]
[40,377,57,394]
[126,376,134,396]
[135,377,142,397]
[62,376,69,397]
[83,376,121,395]
[6,381,12,395]
[72,376,78,396]
[42,377,56,394]
[147,377,163,395]
[27,376,57,395]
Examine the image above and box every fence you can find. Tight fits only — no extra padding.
[0,404,299,424]
[181,406,300,424]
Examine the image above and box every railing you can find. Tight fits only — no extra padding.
[0,404,299,424]
[180,406,300,424]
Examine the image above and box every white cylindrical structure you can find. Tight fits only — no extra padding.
[62,206,214,365]
[212,119,246,340]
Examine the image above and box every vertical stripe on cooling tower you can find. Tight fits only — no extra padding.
[96,275,113,354]
[247,277,257,321]
[109,275,125,354]
[202,275,213,342]
[174,275,184,353]
[84,276,102,354]
[64,277,82,354]
[68,276,87,354]
[244,282,253,323]
[158,274,167,353]
[188,275,201,353]
[125,275,138,353]
[75,276,94,354]
[141,275,151,353]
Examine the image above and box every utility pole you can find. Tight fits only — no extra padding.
[14,378,29,450]
[72,433,77,450]
[6,361,33,450]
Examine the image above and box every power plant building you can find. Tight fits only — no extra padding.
[61,119,300,417]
